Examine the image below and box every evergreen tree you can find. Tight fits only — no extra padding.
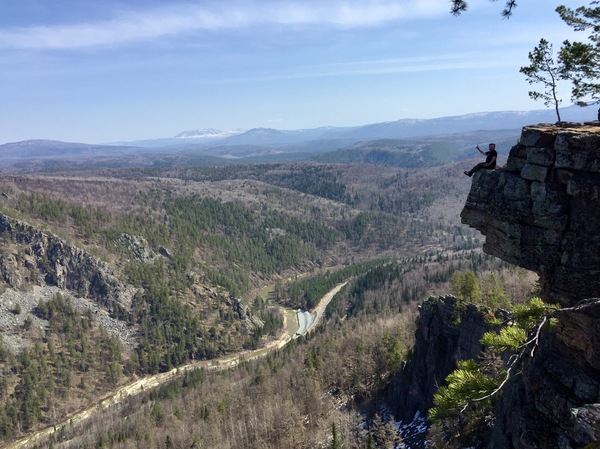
[371,413,402,449]
[520,38,563,121]
[331,422,341,449]
[557,3,600,105]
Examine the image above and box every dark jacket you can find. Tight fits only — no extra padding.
[485,149,497,168]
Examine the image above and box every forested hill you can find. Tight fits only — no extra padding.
[0,159,537,448]
[313,130,519,168]
[1,129,517,171]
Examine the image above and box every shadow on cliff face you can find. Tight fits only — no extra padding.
[387,123,600,449]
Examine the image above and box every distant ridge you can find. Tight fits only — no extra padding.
[174,128,243,139]
[0,139,138,159]
[110,104,595,149]
[1,105,595,171]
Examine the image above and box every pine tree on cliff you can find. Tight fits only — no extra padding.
[453,0,600,107]
[520,39,563,121]
[556,3,600,105]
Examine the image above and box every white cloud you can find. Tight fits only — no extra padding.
[0,0,448,50]
[194,51,516,85]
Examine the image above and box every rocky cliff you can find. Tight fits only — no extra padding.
[387,295,500,423]
[0,212,135,308]
[389,123,600,448]
[460,123,600,448]
[490,299,600,448]
[461,123,600,307]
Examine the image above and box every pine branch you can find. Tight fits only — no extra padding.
[468,299,598,406]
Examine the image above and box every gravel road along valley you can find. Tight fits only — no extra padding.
[2,282,347,449]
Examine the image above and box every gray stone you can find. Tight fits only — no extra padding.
[117,233,156,263]
[521,163,549,182]
[462,124,600,307]
[527,147,555,166]
[556,133,600,172]
[555,169,575,185]
[460,122,600,449]
[520,127,557,148]
[570,405,600,442]
[567,171,600,199]
[504,156,526,173]
[509,143,528,159]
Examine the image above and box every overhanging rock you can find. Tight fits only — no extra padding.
[461,123,600,307]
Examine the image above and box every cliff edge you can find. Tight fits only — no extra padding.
[461,123,600,448]
[461,122,600,307]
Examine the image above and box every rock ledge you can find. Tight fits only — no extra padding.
[461,123,600,306]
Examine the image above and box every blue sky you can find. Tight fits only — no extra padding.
[0,0,586,143]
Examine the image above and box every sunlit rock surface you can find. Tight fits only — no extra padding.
[461,123,600,448]
[461,123,600,307]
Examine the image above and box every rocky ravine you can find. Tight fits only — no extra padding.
[460,123,600,448]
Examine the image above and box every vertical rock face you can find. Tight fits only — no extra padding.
[491,299,600,449]
[461,123,600,307]
[460,123,600,448]
[387,296,495,422]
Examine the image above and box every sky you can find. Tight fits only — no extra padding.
[0,0,588,144]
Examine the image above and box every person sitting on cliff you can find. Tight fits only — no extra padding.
[464,143,497,177]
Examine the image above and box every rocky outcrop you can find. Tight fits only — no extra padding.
[0,212,135,309]
[116,233,157,263]
[460,123,600,448]
[387,295,499,422]
[388,294,600,448]
[461,123,600,307]
[229,296,264,330]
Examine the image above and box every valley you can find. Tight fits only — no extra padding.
[5,0,600,444]
[2,282,346,449]
[0,158,536,448]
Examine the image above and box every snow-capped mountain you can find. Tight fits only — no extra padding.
[174,129,244,139]
[3,105,597,170]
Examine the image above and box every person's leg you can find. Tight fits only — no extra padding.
[465,162,487,176]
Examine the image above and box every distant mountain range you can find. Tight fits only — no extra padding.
[1,105,596,171]
[109,104,595,150]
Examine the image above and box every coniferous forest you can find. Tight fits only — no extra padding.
[0,161,537,448]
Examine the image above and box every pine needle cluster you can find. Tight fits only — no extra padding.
[429,360,500,422]
[428,296,561,447]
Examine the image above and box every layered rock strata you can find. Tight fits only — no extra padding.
[460,123,600,447]
[461,123,600,307]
